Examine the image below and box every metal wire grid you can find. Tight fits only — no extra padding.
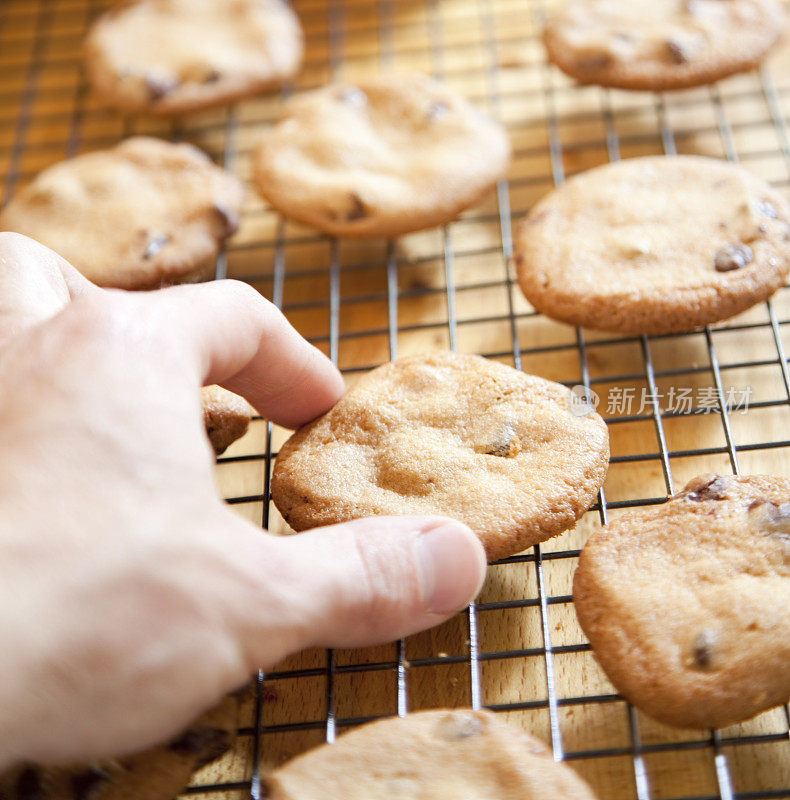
[1,0,790,798]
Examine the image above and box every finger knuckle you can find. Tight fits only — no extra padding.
[0,230,33,251]
[347,531,420,628]
[218,279,268,311]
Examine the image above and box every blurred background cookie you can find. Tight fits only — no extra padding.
[201,385,252,456]
[85,0,303,116]
[515,155,790,334]
[253,74,511,237]
[0,137,243,290]
[574,473,790,729]
[0,692,241,800]
[543,0,785,91]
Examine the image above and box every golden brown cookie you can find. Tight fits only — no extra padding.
[253,74,511,237]
[0,137,243,290]
[85,0,303,116]
[271,352,609,561]
[574,474,790,729]
[515,156,790,335]
[201,385,252,456]
[266,709,597,800]
[543,0,785,91]
[0,692,241,800]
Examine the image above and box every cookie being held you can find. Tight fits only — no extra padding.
[0,692,241,800]
[0,137,243,290]
[516,156,790,334]
[253,74,511,237]
[544,0,785,91]
[85,0,303,116]
[265,709,597,800]
[574,473,790,729]
[271,352,609,561]
[201,385,252,456]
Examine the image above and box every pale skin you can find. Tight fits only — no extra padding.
[0,233,487,772]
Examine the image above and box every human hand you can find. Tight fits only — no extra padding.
[0,233,486,770]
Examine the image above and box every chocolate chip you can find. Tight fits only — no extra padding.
[168,727,231,768]
[437,713,483,741]
[575,53,611,71]
[686,475,729,502]
[145,74,179,101]
[213,203,239,237]
[692,629,717,670]
[338,192,367,222]
[765,501,790,525]
[338,87,367,107]
[475,423,521,458]
[523,209,549,227]
[203,70,221,84]
[756,199,778,219]
[666,38,694,64]
[714,242,753,272]
[427,100,449,121]
[70,767,111,800]
[774,533,790,561]
[143,234,170,259]
[749,499,790,534]
[14,768,43,800]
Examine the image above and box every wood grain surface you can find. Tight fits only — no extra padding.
[0,1,789,798]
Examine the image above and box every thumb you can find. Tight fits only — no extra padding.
[222,515,487,668]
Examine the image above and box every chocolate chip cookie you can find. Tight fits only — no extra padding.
[544,0,785,91]
[85,0,303,116]
[201,385,252,456]
[0,137,244,290]
[271,352,609,561]
[0,692,241,800]
[265,709,597,799]
[574,474,790,729]
[515,156,790,335]
[252,74,511,237]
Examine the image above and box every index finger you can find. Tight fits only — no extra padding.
[137,280,344,429]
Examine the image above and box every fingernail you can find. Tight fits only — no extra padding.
[415,520,487,615]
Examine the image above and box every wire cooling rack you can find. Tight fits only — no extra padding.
[2,1,790,798]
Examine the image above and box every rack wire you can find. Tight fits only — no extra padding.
[1,0,790,798]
